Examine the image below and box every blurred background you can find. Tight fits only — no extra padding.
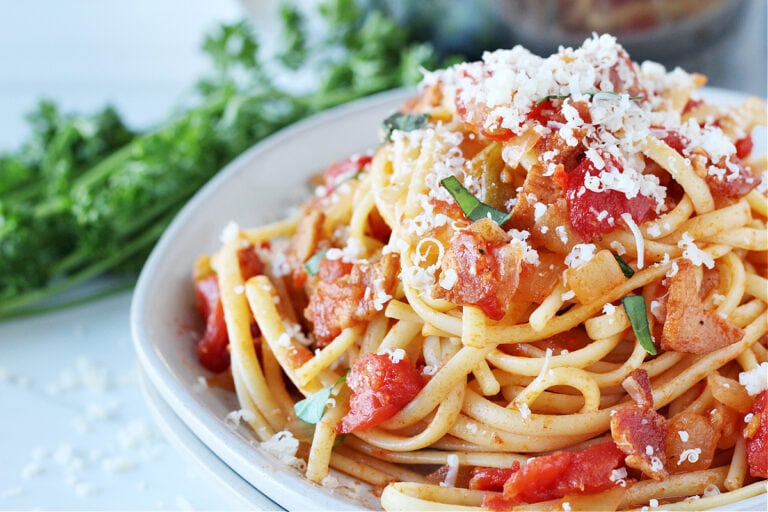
[2,0,765,150]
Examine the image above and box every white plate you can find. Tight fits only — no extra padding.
[137,366,283,510]
[131,87,767,511]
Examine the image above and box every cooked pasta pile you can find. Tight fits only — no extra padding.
[192,34,768,511]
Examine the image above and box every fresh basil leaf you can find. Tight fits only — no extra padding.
[382,112,429,141]
[294,371,349,424]
[536,94,571,105]
[614,254,635,278]
[440,176,511,226]
[622,295,656,355]
[536,91,644,106]
[304,249,328,277]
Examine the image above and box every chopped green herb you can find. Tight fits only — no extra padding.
[304,250,328,277]
[536,94,571,105]
[536,91,644,105]
[622,295,656,355]
[614,254,635,278]
[294,370,349,424]
[440,176,511,226]
[382,112,429,141]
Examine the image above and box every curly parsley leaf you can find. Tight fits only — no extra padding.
[294,370,349,424]
[440,176,511,226]
[622,295,656,355]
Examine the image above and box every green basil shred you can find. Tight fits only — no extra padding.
[304,250,328,277]
[622,295,656,355]
[382,112,429,141]
[294,370,349,424]
[440,176,511,226]
[536,91,644,105]
[614,254,635,278]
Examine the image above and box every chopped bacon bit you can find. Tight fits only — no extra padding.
[611,405,668,480]
[288,208,325,267]
[437,219,526,320]
[469,464,519,492]
[510,162,576,254]
[661,259,744,354]
[305,253,398,346]
[666,412,717,474]
[622,369,654,409]
[745,390,768,478]
[337,353,424,433]
[492,441,626,507]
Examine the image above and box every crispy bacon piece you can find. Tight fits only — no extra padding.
[661,259,744,354]
[305,253,398,346]
[611,372,668,481]
[622,369,654,409]
[290,208,325,265]
[510,159,577,254]
[745,390,768,478]
[437,219,524,321]
[611,406,668,480]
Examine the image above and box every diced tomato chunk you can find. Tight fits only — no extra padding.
[194,276,231,373]
[193,246,264,373]
[469,464,519,492]
[337,353,424,433]
[492,441,626,507]
[745,390,768,478]
[656,129,690,155]
[735,135,753,160]
[560,153,656,241]
[323,154,372,192]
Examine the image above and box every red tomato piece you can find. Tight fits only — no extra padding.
[194,246,264,373]
[656,129,690,155]
[323,154,372,192]
[746,390,768,478]
[500,441,626,506]
[194,276,231,373]
[735,135,754,160]
[561,153,656,241]
[337,353,425,434]
[469,464,519,492]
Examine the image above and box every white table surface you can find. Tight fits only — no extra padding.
[0,2,264,509]
[0,1,765,510]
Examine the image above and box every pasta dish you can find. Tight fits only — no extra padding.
[191,34,767,511]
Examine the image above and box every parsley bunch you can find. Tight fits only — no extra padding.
[0,0,450,318]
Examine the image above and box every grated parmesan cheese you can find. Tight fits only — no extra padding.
[677,232,714,269]
[621,213,644,269]
[738,362,768,395]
